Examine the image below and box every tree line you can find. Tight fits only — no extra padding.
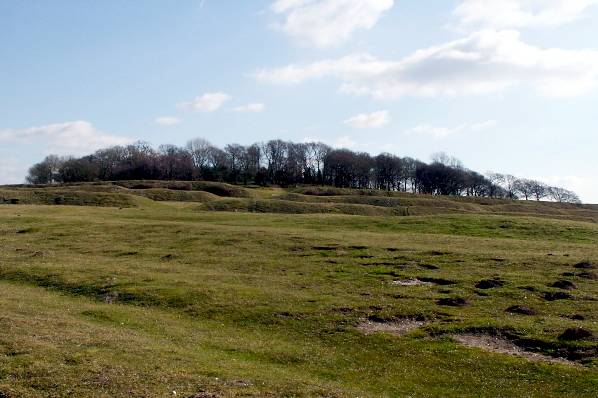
[25,138,581,203]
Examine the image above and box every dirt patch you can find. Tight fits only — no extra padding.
[356,255,374,259]
[420,277,456,286]
[559,327,594,341]
[313,246,337,251]
[544,291,573,301]
[506,305,537,315]
[453,334,576,366]
[187,392,219,398]
[418,264,440,270]
[549,280,576,290]
[427,251,450,256]
[115,251,138,257]
[574,261,595,269]
[578,271,598,280]
[475,279,505,289]
[103,291,119,304]
[357,319,426,336]
[225,380,252,388]
[349,245,368,250]
[392,278,433,287]
[437,297,468,307]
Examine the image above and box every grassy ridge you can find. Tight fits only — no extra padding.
[1,182,597,223]
[0,201,597,397]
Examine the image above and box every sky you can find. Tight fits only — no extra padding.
[1,0,597,203]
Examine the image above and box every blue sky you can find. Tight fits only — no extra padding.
[1,0,597,202]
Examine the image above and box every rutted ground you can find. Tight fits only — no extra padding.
[0,196,597,397]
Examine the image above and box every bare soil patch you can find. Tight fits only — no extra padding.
[475,279,505,289]
[437,297,468,307]
[313,246,337,251]
[574,261,595,269]
[453,334,576,366]
[506,305,537,315]
[578,271,597,280]
[550,280,576,290]
[187,392,219,398]
[544,291,573,301]
[559,327,594,341]
[392,278,433,287]
[357,319,427,336]
[420,277,456,286]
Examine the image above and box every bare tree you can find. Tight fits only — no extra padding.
[549,186,581,204]
[431,152,464,169]
[26,155,64,184]
[186,138,213,172]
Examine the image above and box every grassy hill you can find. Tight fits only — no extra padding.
[0,182,597,397]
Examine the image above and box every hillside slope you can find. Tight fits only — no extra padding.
[2,181,597,222]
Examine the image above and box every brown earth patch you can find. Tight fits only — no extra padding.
[453,334,576,366]
[357,319,427,336]
[506,305,537,315]
[418,264,440,270]
[392,278,433,287]
[475,279,505,289]
[578,271,598,280]
[559,327,594,341]
[437,297,468,307]
[574,261,595,269]
[544,291,573,301]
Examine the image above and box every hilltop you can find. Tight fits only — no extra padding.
[1,180,597,222]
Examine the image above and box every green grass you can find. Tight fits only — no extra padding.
[0,185,597,397]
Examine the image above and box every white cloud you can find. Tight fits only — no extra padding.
[0,158,28,185]
[255,30,598,98]
[155,116,182,125]
[233,103,266,113]
[0,121,134,156]
[534,175,598,204]
[334,135,357,148]
[271,0,394,48]
[178,92,231,112]
[454,0,598,30]
[303,134,356,148]
[407,120,497,139]
[344,110,389,128]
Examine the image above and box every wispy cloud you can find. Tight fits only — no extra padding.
[233,103,266,113]
[0,157,28,185]
[178,92,231,112]
[303,134,356,149]
[0,121,134,155]
[344,110,389,128]
[407,120,497,139]
[270,0,394,48]
[454,0,598,30]
[154,116,182,125]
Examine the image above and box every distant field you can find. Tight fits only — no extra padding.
[0,182,597,397]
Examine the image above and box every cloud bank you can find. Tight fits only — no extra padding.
[256,30,598,98]
[271,0,394,48]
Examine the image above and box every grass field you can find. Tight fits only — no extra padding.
[0,183,597,397]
